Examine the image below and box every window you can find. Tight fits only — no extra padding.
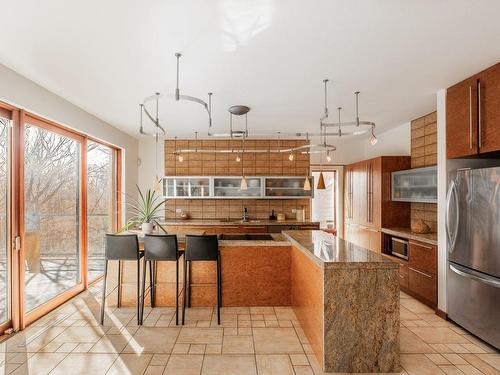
[311,171,336,229]
[87,141,117,281]
[0,114,9,325]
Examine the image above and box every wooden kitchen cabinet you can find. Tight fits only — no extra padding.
[408,240,437,307]
[447,61,500,158]
[343,156,410,252]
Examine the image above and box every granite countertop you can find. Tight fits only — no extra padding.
[159,219,320,226]
[381,227,438,246]
[218,233,291,247]
[282,230,399,269]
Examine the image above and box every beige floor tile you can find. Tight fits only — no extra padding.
[447,343,470,353]
[188,344,206,354]
[476,353,500,370]
[223,327,238,336]
[408,327,471,344]
[400,299,435,314]
[250,314,264,321]
[50,353,118,375]
[221,307,250,314]
[253,328,303,354]
[250,307,275,314]
[274,307,297,320]
[238,328,253,336]
[401,354,446,374]
[290,353,309,366]
[9,353,67,375]
[205,344,222,354]
[89,335,130,353]
[400,307,420,321]
[460,343,487,354]
[278,320,293,328]
[400,328,435,354]
[202,354,257,375]
[442,353,468,365]
[256,354,294,375]
[106,353,152,375]
[55,342,78,353]
[265,321,279,328]
[164,354,203,375]
[425,353,451,365]
[51,326,106,343]
[460,353,499,375]
[123,327,180,354]
[150,353,170,366]
[144,365,166,375]
[293,366,314,375]
[184,308,213,321]
[177,327,223,344]
[455,364,484,374]
[439,365,464,374]
[172,343,190,354]
[222,335,254,354]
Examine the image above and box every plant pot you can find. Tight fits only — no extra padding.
[141,222,154,235]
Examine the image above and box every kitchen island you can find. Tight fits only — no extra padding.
[118,230,400,373]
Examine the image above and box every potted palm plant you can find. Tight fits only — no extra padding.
[120,185,168,234]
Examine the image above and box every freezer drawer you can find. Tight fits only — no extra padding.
[447,262,500,349]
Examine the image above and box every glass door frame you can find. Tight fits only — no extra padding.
[0,100,122,332]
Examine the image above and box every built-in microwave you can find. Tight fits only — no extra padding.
[389,237,409,260]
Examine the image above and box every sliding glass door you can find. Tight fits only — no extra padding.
[87,141,116,281]
[23,121,82,313]
[0,113,10,327]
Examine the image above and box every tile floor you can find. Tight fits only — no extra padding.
[0,285,498,374]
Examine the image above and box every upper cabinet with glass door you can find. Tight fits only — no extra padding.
[163,177,210,198]
[264,177,314,198]
[391,166,437,203]
[213,177,262,198]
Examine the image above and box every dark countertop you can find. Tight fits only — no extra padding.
[381,227,438,246]
[282,230,399,270]
[159,219,320,226]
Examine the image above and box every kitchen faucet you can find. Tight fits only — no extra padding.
[242,207,248,222]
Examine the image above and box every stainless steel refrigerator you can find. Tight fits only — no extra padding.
[446,166,500,349]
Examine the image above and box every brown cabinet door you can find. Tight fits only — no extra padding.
[446,77,478,158]
[409,241,437,275]
[399,262,409,290]
[353,162,366,225]
[478,63,500,154]
[243,226,268,233]
[366,158,382,228]
[408,267,437,306]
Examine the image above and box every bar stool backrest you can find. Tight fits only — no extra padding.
[105,234,140,260]
[185,235,219,261]
[144,234,179,261]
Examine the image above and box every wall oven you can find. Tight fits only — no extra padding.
[389,237,409,260]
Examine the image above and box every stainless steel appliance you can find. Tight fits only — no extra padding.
[389,237,409,260]
[446,166,500,349]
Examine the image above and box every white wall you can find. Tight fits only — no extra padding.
[0,64,139,219]
[138,136,165,193]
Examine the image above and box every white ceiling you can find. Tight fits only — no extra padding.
[1,0,500,139]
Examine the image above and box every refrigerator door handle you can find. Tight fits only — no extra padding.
[449,263,500,289]
[445,180,459,253]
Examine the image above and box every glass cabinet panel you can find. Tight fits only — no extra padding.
[392,166,437,203]
[213,177,261,197]
[265,177,313,198]
[163,178,175,197]
[175,178,190,197]
[190,178,210,197]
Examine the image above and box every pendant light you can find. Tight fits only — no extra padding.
[303,133,311,191]
[240,137,248,190]
[317,121,326,190]
[153,132,161,192]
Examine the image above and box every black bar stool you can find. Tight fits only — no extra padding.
[140,234,180,325]
[182,234,221,325]
[101,234,144,325]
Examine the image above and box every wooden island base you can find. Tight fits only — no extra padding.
[117,231,400,373]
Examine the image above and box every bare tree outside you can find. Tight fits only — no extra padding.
[24,123,80,312]
[0,118,8,323]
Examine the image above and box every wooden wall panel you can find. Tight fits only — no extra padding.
[164,139,311,220]
[410,112,437,232]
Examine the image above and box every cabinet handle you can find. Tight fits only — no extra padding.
[478,80,482,148]
[409,267,432,278]
[409,241,433,250]
[469,85,473,149]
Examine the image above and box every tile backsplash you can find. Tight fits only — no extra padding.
[164,139,311,220]
[410,112,437,231]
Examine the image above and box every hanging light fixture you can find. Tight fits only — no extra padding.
[288,152,294,161]
[317,120,326,190]
[369,127,378,145]
[240,137,248,190]
[326,151,332,163]
[153,132,161,192]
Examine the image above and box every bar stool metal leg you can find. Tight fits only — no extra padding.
[175,258,179,325]
[117,260,122,308]
[182,258,188,325]
[216,256,221,325]
[100,260,108,325]
[140,258,147,325]
[137,259,141,325]
[149,261,154,307]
